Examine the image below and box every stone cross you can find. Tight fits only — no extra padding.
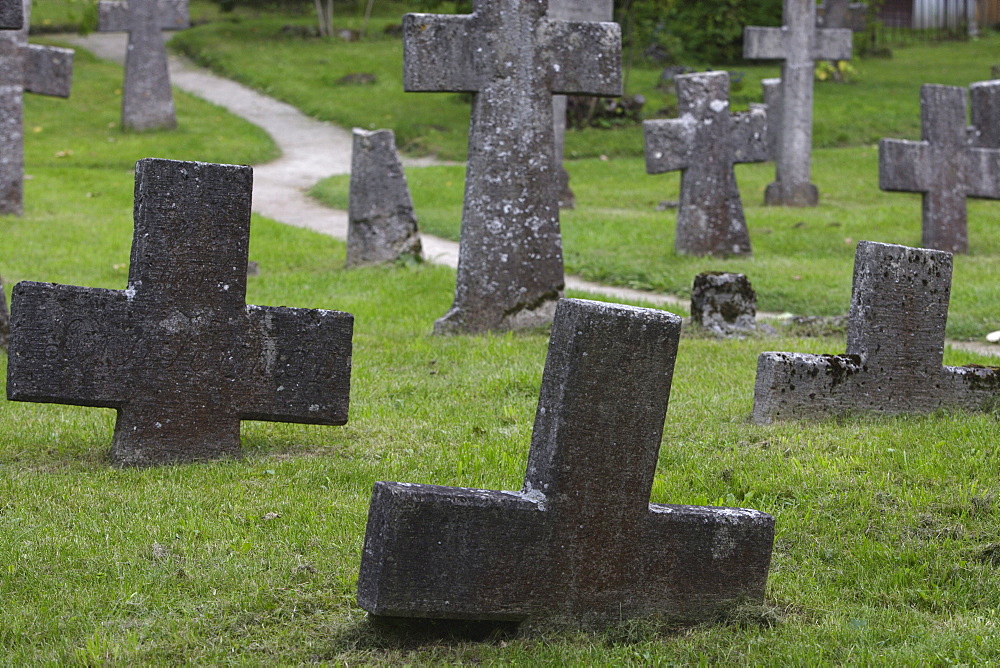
[6,159,354,467]
[752,241,1000,424]
[98,0,189,131]
[0,0,73,215]
[358,298,774,626]
[970,79,1000,149]
[0,0,22,29]
[744,0,853,206]
[879,84,1000,254]
[643,71,768,257]
[403,0,621,334]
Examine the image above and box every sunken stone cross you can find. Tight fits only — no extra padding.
[744,0,853,206]
[358,298,774,626]
[98,0,189,131]
[643,71,768,257]
[403,0,621,334]
[879,84,1000,253]
[752,241,1000,424]
[6,159,354,467]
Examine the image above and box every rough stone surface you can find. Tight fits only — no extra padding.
[752,241,1000,424]
[0,0,73,215]
[643,71,768,257]
[6,159,354,467]
[817,0,867,31]
[879,84,1000,254]
[691,272,760,337]
[358,298,775,626]
[970,79,1000,149]
[0,273,8,350]
[0,0,22,29]
[744,0,852,206]
[404,0,621,334]
[754,77,782,160]
[99,0,189,130]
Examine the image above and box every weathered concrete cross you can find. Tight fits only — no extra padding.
[358,298,774,626]
[970,79,1000,149]
[879,84,1000,253]
[644,71,768,257]
[744,0,853,206]
[752,241,1000,424]
[7,159,354,467]
[98,0,189,130]
[403,0,621,334]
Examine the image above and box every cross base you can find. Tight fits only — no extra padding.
[764,181,819,207]
[433,294,561,336]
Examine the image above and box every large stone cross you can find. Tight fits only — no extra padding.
[879,84,1000,253]
[643,71,768,257]
[744,0,853,206]
[0,0,73,215]
[7,159,354,467]
[99,0,189,130]
[970,79,1000,149]
[403,0,621,334]
[752,241,1000,424]
[358,298,774,626]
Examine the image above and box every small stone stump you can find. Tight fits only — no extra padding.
[358,298,774,626]
[347,128,422,267]
[752,241,1000,424]
[691,272,761,337]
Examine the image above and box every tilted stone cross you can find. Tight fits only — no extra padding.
[358,298,774,625]
[403,0,621,334]
[879,84,1000,253]
[644,71,768,257]
[0,0,73,215]
[752,241,1000,424]
[970,79,1000,149]
[744,0,852,206]
[99,0,189,130]
[6,159,354,467]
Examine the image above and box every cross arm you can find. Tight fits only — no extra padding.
[99,0,189,32]
[965,147,1000,199]
[814,27,853,61]
[402,13,479,93]
[743,26,786,60]
[25,45,74,98]
[879,138,931,193]
[537,19,622,96]
[731,107,770,164]
[643,118,697,174]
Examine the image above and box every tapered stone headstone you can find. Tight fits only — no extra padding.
[6,159,354,466]
[0,0,22,29]
[970,79,1000,149]
[98,0,189,131]
[403,0,621,334]
[879,84,1000,254]
[752,241,1000,424]
[744,0,853,206]
[643,71,768,257]
[358,298,774,626]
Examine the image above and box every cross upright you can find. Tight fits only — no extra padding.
[879,84,1000,253]
[98,0,189,131]
[403,0,621,334]
[7,159,354,467]
[744,0,853,206]
[358,298,774,625]
[752,241,1000,424]
[0,0,73,215]
[970,79,1000,149]
[644,71,768,257]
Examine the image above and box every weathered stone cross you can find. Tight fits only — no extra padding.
[7,159,354,467]
[879,84,1000,253]
[358,298,774,625]
[970,79,1000,149]
[752,241,1000,424]
[98,0,189,130]
[744,0,853,206]
[643,71,768,257]
[403,0,621,334]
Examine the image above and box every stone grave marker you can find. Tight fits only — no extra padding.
[6,159,354,467]
[98,0,189,131]
[0,0,22,29]
[752,241,1000,424]
[744,0,853,206]
[691,272,765,337]
[755,77,782,159]
[0,273,9,350]
[347,128,422,267]
[818,0,867,32]
[358,298,774,626]
[403,0,621,334]
[0,0,73,215]
[970,79,1000,148]
[879,84,1000,253]
[644,71,768,257]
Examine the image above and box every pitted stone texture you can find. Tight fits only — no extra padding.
[6,159,354,467]
[970,79,1000,148]
[879,84,1000,254]
[817,0,867,31]
[691,272,760,337]
[752,241,1000,424]
[644,72,768,257]
[347,128,421,267]
[0,0,22,29]
[744,0,852,207]
[0,274,8,350]
[404,0,621,334]
[99,0,189,131]
[358,298,774,626]
[0,0,73,215]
